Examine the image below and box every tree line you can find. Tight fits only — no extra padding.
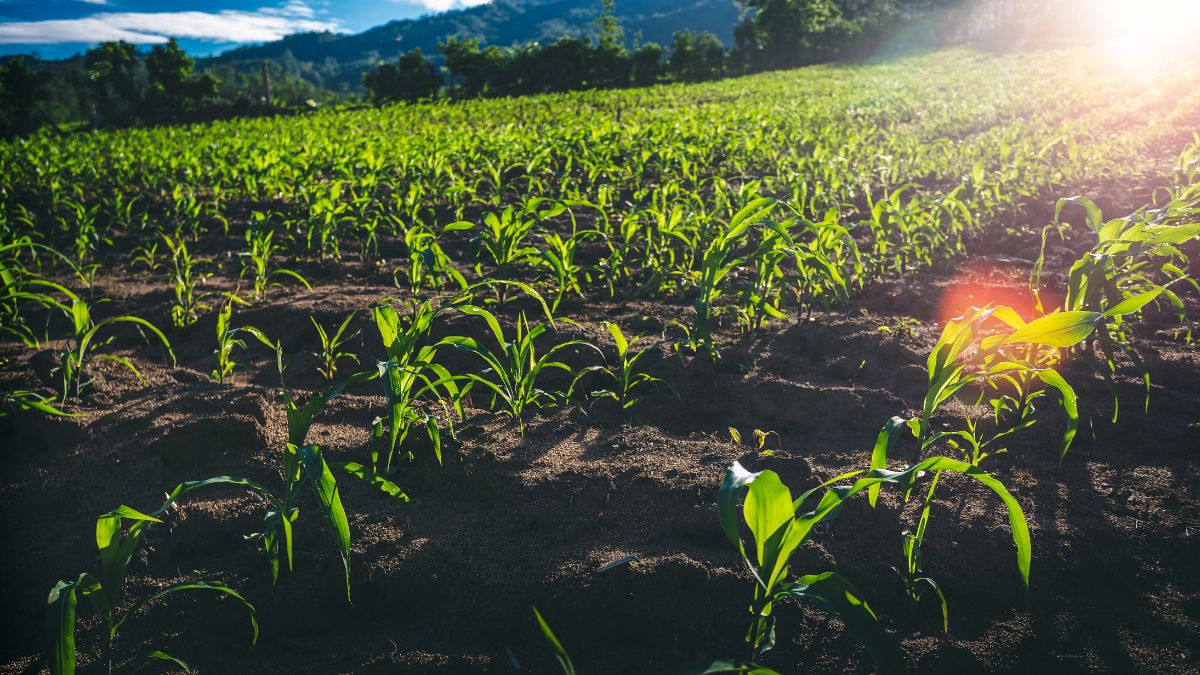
[0,40,330,138]
[364,0,964,103]
[2,0,973,136]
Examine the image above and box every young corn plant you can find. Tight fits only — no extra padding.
[1036,193,1199,420]
[38,287,175,401]
[897,471,948,633]
[129,239,161,272]
[448,309,590,435]
[212,302,272,383]
[304,184,347,261]
[728,427,782,457]
[471,200,567,304]
[1,240,79,347]
[735,223,795,338]
[58,198,107,266]
[161,233,213,328]
[394,221,471,298]
[717,462,904,672]
[366,298,467,480]
[47,480,259,675]
[2,389,80,417]
[722,448,1031,667]
[789,211,859,317]
[240,228,311,301]
[243,345,380,598]
[866,299,1156,628]
[692,199,788,360]
[569,322,671,411]
[537,228,599,312]
[312,313,361,382]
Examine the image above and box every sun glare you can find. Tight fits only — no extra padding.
[1085,0,1200,78]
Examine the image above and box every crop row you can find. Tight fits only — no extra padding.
[4,133,1194,672]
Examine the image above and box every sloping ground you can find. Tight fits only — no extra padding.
[2,48,1200,675]
[1,185,1198,674]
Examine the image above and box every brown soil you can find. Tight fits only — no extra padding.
[2,185,1199,675]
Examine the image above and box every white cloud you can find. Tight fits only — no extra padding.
[398,0,491,12]
[0,2,341,45]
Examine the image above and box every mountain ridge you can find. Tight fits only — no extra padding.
[205,0,740,92]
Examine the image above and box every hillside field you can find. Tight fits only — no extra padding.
[2,47,1200,673]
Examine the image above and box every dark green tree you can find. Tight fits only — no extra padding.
[751,0,841,68]
[669,31,725,82]
[590,0,632,88]
[0,56,53,137]
[439,37,507,98]
[364,48,442,104]
[736,0,911,69]
[631,42,665,86]
[84,41,142,126]
[145,39,219,120]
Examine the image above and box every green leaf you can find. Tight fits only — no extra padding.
[868,416,911,508]
[1055,196,1103,232]
[1149,223,1200,245]
[297,444,353,601]
[1036,368,1078,460]
[718,462,758,556]
[779,572,905,675]
[1003,311,1101,347]
[145,650,193,674]
[742,471,793,568]
[533,607,576,675]
[46,579,78,675]
[605,321,628,356]
[122,581,257,645]
[335,461,411,501]
[1101,287,1162,319]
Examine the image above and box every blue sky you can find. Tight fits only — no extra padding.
[0,0,491,59]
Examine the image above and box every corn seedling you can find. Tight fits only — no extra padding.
[862,299,1165,627]
[1,389,80,417]
[47,480,259,675]
[728,427,781,457]
[242,344,380,598]
[366,298,469,479]
[129,239,161,271]
[734,222,795,338]
[532,608,576,675]
[312,313,361,382]
[161,233,213,328]
[0,239,81,347]
[212,302,272,383]
[35,286,176,401]
[877,316,922,340]
[717,462,904,671]
[58,198,107,265]
[538,228,600,312]
[692,199,790,359]
[240,228,311,301]
[896,471,949,633]
[1037,189,1199,420]
[471,200,566,303]
[570,322,671,411]
[449,308,589,435]
[395,221,471,298]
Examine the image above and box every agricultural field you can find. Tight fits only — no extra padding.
[2,47,1200,673]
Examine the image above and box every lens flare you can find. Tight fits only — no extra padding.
[936,263,1058,328]
[1084,0,1200,78]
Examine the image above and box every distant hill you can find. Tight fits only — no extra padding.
[204,0,740,93]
